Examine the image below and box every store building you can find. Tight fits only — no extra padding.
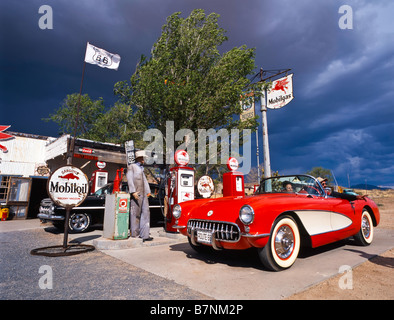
[0,131,127,219]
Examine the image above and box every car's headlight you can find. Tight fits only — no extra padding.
[239,205,254,225]
[173,204,182,219]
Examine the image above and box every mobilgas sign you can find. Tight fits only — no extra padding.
[47,166,89,208]
[266,74,294,109]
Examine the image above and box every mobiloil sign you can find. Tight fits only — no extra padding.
[48,166,89,208]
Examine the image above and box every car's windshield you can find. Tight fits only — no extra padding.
[256,175,325,196]
[94,184,113,196]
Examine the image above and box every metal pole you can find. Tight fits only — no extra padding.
[260,91,271,178]
[64,60,87,250]
[255,127,260,182]
[260,69,271,178]
[67,61,86,165]
[63,208,71,249]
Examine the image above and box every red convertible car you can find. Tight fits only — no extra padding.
[173,175,380,271]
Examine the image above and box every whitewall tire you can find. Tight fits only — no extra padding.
[259,216,301,271]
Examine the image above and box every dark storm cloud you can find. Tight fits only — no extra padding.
[1,0,393,186]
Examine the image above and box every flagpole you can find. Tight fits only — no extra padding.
[64,59,86,250]
[67,60,86,165]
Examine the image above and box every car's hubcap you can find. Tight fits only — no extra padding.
[274,225,294,259]
[70,214,88,231]
[362,215,371,239]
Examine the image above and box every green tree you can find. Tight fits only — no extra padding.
[306,167,333,184]
[89,101,147,145]
[45,9,262,152]
[116,9,259,148]
[43,93,105,139]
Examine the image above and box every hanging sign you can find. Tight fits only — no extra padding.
[240,92,255,122]
[266,74,294,109]
[47,166,89,208]
[125,140,135,166]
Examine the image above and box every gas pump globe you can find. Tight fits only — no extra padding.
[166,150,195,232]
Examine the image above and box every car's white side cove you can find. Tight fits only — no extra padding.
[294,210,353,236]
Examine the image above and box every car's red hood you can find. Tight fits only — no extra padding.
[179,193,297,223]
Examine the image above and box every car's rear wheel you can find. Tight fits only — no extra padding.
[258,215,300,271]
[68,212,91,233]
[354,209,374,246]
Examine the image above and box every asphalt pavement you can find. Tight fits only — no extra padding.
[0,219,210,300]
[1,219,393,301]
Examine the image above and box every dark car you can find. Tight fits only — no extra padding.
[38,182,165,232]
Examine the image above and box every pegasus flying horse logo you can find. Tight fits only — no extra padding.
[271,78,290,93]
[0,125,13,153]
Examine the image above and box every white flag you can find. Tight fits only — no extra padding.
[84,42,121,70]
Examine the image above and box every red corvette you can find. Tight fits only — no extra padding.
[173,175,380,271]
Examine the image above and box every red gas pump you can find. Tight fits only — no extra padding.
[113,168,125,193]
[90,161,108,194]
[222,157,244,197]
[166,150,195,232]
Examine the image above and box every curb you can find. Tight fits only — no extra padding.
[93,229,187,250]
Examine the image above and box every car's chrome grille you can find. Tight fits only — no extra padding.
[187,219,240,242]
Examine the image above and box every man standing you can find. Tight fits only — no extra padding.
[126,150,153,242]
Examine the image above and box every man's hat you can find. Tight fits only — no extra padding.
[135,150,146,159]
[317,177,328,183]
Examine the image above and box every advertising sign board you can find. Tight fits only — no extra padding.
[267,74,294,109]
[125,140,135,166]
[47,166,89,208]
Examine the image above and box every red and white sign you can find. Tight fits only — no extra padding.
[227,157,239,171]
[118,198,128,213]
[181,192,193,202]
[267,74,294,109]
[0,125,13,153]
[197,175,215,198]
[174,150,190,166]
[47,166,89,208]
[96,161,106,169]
[78,147,95,154]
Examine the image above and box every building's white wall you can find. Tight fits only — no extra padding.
[0,135,49,177]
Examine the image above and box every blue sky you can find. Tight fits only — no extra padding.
[1,0,394,187]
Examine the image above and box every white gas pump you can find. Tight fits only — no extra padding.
[166,150,194,232]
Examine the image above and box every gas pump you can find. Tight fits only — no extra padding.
[222,157,244,197]
[90,161,108,194]
[166,150,194,232]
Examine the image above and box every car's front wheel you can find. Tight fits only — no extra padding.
[68,212,91,233]
[354,209,374,246]
[258,215,301,271]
